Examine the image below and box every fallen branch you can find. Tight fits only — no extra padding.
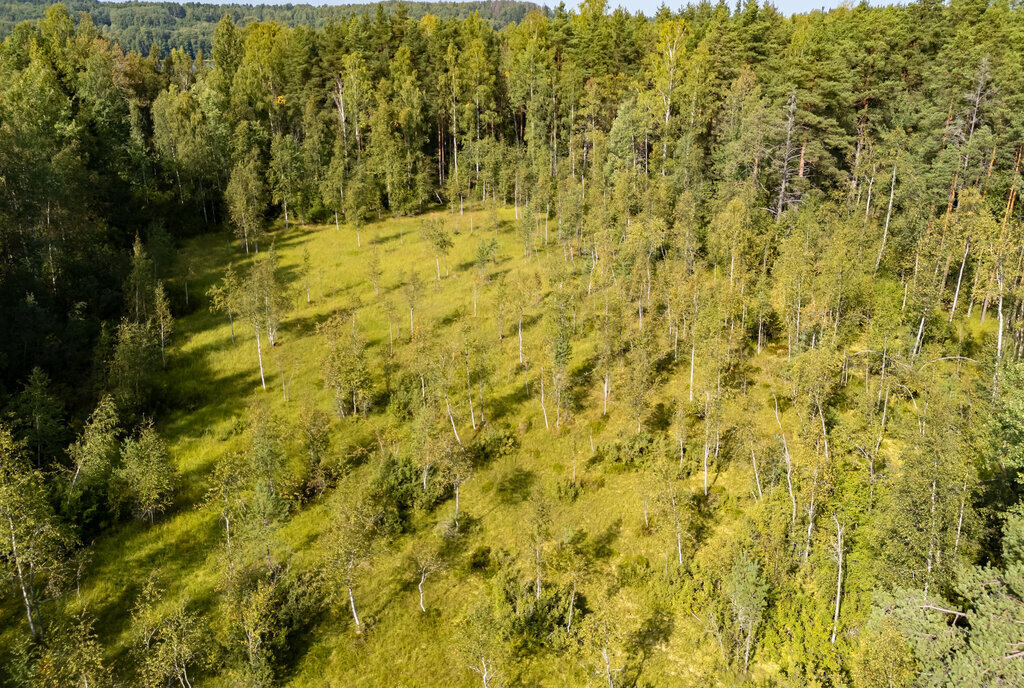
[918,604,966,618]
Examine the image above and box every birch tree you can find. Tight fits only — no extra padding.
[322,495,377,632]
[0,424,75,637]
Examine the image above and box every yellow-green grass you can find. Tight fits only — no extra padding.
[68,203,813,687]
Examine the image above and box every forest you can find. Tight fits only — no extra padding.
[0,0,546,55]
[1,0,1024,686]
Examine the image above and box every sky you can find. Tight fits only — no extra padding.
[183,0,909,18]
[570,0,877,15]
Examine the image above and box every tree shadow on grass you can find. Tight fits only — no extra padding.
[484,386,528,424]
[439,307,468,327]
[87,508,224,664]
[589,518,622,560]
[622,606,675,686]
[279,310,337,340]
[644,401,674,434]
[369,228,403,246]
[568,355,597,414]
[494,466,536,505]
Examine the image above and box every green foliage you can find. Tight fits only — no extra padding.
[130,576,211,688]
[110,318,159,411]
[0,424,77,637]
[9,1,1024,685]
[299,404,331,498]
[34,610,110,688]
[226,154,267,253]
[65,394,119,515]
[993,361,1024,488]
[725,551,768,670]
[13,367,64,467]
[318,312,371,418]
[112,420,175,523]
[366,453,422,537]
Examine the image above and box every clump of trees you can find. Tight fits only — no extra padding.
[6,1,1024,686]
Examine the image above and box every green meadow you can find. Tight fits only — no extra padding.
[67,204,781,686]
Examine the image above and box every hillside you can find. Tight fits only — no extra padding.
[0,0,547,53]
[3,2,1024,687]
[67,206,761,686]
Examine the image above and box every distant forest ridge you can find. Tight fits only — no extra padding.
[0,0,551,53]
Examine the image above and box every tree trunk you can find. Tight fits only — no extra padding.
[418,571,428,613]
[775,92,798,222]
[830,517,845,645]
[875,162,897,272]
[603,648,615,688]
[446,395,463,446]
[818,403,831,463]
[466,363,476,429]
[703,399,710,496]
[566,581,576,632]
[672,495,683,565]
[996,271,1006,362]
[540,373,549,429]
[518,317,523,363]
[255,327,267,390]
[7,515,37,637]
[751,448,763,499]
[689,342,695,402]
[774,396,797,537]
[348,583,361,630]
[948,240,970,322]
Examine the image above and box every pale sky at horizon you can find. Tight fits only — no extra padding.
[176,0,914,19]
[541,0,906,16]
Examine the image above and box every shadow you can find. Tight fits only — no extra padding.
[86,508,225,662]
[568,356,597,413]
[370,230,403,246]
[439,307,468,327]
[618,606,675,688]
[631,607,674,660]
[280,310,337,340]
[652,347,679,377]
[275,569,330,682]
[589,518,622,560]
[644,401,674,433]
[485,385,529,424]
[439,512,481,560]
[494,467,536,505]
[520,311,543,333]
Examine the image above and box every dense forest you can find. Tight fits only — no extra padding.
[2,0,1024,685]
[0,0,547,54]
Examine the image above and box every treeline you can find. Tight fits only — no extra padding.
[0,0,548,54]
[3,0,1024,685]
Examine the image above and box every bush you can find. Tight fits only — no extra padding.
[597,431,667,469]
[468,426,520,467]
[365,455,420,538]
[467,545,492,572]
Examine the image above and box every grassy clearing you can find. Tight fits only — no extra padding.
[75,203,766,687]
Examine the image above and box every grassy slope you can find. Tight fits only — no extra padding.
[68,204,834,686]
